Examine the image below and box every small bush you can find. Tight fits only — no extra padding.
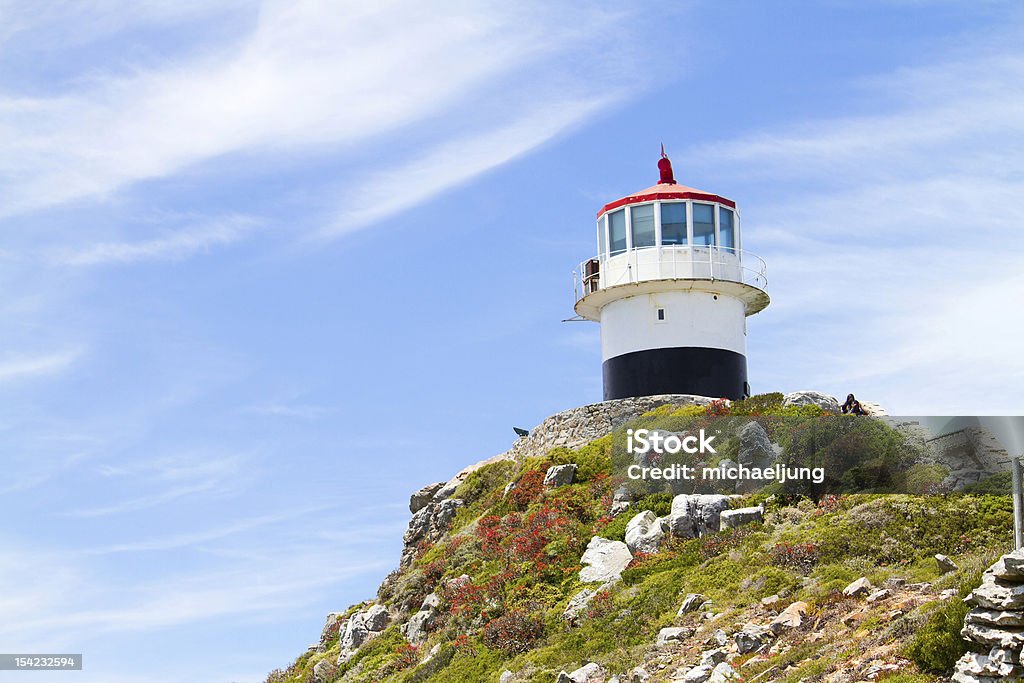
[507,470,546,510]
[482,610,545,654]
[904,598,970,674]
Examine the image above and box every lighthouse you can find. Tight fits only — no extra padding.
[573,151,770,401]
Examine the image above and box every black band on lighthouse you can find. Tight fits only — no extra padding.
[602,347,748,401]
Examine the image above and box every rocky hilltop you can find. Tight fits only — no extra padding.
[265,393,1016,683]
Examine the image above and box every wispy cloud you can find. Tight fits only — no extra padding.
[700,50,1024,413]
[57,215,259,266]
[0,349,79,381]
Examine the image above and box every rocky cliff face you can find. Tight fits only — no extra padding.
[264,392,1015,683]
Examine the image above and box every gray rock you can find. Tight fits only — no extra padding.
[969,577,1024,611]
[737,422,774,493]
[401,497,466,566]
[679,665,712,683]
[362,604,389,631]
[700,649,728,667]
[961,621,1024,649]
[936,553,959,574]
[500,671,514,683]
[782,391,841,413]
[564,588,599,623]
[719,506,763,530]
[678,593,707,615]
[316,612,343,652]
[403,609,435,645]
[410,482,446,513]
[866,589,891,603]
[734,624,772,654]
[769,601,808,635]
[657,626,691,646]
[625,510,665,555]
[579,537,633,584]
[312,659,338,683]
[629,666,650,683]
[965,608,1024,628]
[1000,549,1024,578]
[953,650,1021,678]
[421,592,441,610]
[558,662,607,683]
[668,494,731,538]
[710,629,729,646]
[544,464,578,488]
[708,661,740,682]
[843,577,872,598]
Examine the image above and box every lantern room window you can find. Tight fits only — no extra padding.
[692,203,715,246]
[661,202,687,246]
[609,209,627,255]
[630,204,655,248]
[719,207,735,251]
[597,217,607,258]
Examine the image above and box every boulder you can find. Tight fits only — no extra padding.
[311,659,338,683]
[500,671,514,683]
[769,601,808,635]
[719,506,763,530]
[679,665,712,683]
[579,537,633,584]
[410,482,446,513]
[866,589,891,603]
[843,577,872,598]
[700,649,728,667]
[401,497,466,566]
[678,593,707,615]
[557,662,607,682]
[782,391,841,413]
[625,510,665,555]
[362,604,389,631]
[737,422,774,492]
[657,626,691,646]
[669,494,732,538]
[403,609,435,645]
[544,464,578,488]
[629,666,650,683]
[708,662,740,682]
[936,553,959,574]
[735,623,773,654]
[316,612,343,652]
[1000,549,1024,578]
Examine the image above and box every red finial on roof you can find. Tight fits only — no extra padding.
[657,144,676,184]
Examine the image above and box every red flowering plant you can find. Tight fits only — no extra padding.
[769,541,820,570]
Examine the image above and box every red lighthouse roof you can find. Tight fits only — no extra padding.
[597,151,736,218]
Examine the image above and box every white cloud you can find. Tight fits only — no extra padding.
[58,214,259,265]
[703,50,1024,413]
[0,0,632,221]
[0,349,79,381]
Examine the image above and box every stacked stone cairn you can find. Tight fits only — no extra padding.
[954,548,1024,682]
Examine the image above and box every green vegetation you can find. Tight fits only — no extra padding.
[266,396,1014,683]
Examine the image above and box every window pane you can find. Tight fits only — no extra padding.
[597,217,607,257]
[719,207,735,250]
[693,203,715,246]
[630,204,655,248]
[609,209,626,254]
[661,203,687,245]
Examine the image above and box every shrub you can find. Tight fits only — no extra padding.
[904,598,970,674]
[769,542,821,570]
[507,470,546,510]
[481,610,545,654]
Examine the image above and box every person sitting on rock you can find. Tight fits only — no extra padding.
[841,393,866,415]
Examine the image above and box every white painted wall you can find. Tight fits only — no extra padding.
[599,289,746,360]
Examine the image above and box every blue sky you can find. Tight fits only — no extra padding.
[2,2,1023,681]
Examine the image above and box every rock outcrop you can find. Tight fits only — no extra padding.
[954,548,1024,681]
[579,536,633,584]
[782,391,840,413]
[624,510,665,555]
[668,494,731,538]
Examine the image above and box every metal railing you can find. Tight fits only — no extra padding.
[572,245,768,304]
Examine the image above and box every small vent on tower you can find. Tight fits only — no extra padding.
[656,308,666,321]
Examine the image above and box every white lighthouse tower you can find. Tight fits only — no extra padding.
[573,150,770,401]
